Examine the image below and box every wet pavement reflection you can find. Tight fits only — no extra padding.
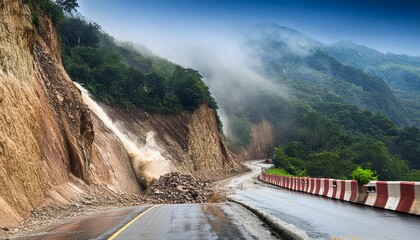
[229,161,420,240]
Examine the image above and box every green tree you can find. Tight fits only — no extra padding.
[345,140,409,180]
[283,141,308,159]
[272,147,306,176]
[24,0,64,25]
[306,151,355,179]
[351,167,377,184]
[404,170,420,181]
[394,127,420,169]
[60,18,99,47]
[172,66,208,110]
[56,0,78,12]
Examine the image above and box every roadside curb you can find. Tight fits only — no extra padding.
[227,197,308,240]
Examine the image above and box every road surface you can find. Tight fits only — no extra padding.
[14,203,276,239]
[108,204,253,240]
[228,160,420,239]
[14,160,420,239]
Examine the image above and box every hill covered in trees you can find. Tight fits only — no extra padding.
[209,24,420,181]
[324,41,420,127]
[59,17,218,116]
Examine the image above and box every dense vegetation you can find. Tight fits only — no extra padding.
[351,167,378,184]
[266,91,420,181]
[265,168,292,176]
[29,7,418,181]
[26,0,220,124]
[324,41,420,127]
[59,17,218,116]
[23,0,78,29]
[223,24,420,181]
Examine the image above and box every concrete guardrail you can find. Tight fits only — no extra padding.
[259,172,419,215]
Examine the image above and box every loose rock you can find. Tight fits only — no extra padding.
[144,172,214,204]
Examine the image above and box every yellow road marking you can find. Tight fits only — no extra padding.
[108,205,160,240]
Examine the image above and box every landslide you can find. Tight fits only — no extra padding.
[106,104,245,181]
[0,0,140,228]
[144,172,213,204]
[0,0,244,231]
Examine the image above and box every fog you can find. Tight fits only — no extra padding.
[75,0,420,145]
[131,26,297,138]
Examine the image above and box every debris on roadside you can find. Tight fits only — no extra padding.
[144,172,214,204]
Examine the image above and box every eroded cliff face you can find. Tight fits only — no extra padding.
[237,119,278,160]
[0,0,48,226]
[0,1,140,227]
[106,105,244,181]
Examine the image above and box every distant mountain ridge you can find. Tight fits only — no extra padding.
[210,23,420,180]
[323,40,420,126]
[243,23,416,127]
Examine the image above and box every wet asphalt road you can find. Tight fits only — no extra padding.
[229,161,420,240]
[13,160,420,240]
[13,204,258,240]
[109,204,251,240]
[12,206,149,240]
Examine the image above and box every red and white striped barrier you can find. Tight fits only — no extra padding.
[347,180,358,202]
[259,172,358,202]
[259,172,418,215]
[365,181,420,215]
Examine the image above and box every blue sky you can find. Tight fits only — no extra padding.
[77,0,420,56]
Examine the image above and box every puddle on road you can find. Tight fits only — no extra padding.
[201,204,250,240]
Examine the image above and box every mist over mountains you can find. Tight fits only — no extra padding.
[324,41,420,126]
[151,23,419,180]
[2,1,420,233]
[167,23,418,129]
[60,13,420,180]
[249,24,412,125]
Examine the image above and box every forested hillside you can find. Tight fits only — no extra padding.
[217,24,420,181]
[59,17,218,115]
[59,19,419,181]
[324,41,420,127]
[245,24,411,126]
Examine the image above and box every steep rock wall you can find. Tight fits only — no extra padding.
[106,105,244,181]
[237,119,278,160]
[0,0,140,227]
[0,0,49,226]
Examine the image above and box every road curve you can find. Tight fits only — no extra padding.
[228,160,420,240]
[13,160,420,240]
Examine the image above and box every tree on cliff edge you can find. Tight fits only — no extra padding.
[56,0,78,12]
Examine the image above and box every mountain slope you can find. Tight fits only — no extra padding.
[245,24,411,126]
[324,41,420,126]
[195,23,419,180]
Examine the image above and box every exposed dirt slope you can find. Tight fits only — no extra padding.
[0,1,140,227]
[237,119,278,160]
[106,105,244,181]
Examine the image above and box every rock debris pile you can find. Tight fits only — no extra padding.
[144,172,214,204]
